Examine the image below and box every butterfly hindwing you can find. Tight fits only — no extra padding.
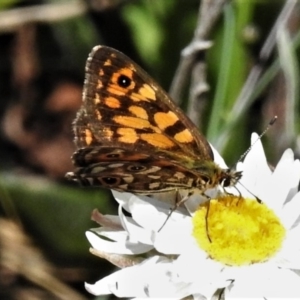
[68,147,210,193]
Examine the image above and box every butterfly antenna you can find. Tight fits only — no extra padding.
[237,116,277,164]
[238,181,262,203]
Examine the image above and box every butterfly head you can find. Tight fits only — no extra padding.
[219,168,242,188]
[194,160,242,191]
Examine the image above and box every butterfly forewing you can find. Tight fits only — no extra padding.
[74,46,213,163]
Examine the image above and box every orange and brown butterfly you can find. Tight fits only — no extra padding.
[66,45,242,200]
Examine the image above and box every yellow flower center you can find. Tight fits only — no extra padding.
[192,195,286,266]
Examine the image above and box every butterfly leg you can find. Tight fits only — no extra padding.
[206,201,212,243]
[174,190,190,207]
[194,191,213,243]
[183,190,213,243]
[158,190,185,231]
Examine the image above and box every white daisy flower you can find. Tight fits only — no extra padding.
[85,133,300,299]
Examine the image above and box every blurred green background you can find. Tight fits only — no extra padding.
[0,0,299,299]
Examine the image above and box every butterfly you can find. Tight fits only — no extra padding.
[66,45,242,201]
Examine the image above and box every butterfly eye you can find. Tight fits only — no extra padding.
[222,177,231,187]
[117,74,131,88]
[127,165,146,172]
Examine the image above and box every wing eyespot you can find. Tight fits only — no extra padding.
[127,165,147,172]
[117,74,131,88]
[106,153,121,158]
[100,176,120,185]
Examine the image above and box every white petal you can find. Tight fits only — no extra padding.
[112,190,137,212]
[91,227,128,243]
[272,221,300,269]
[118,204,154,246]
[284,159,300,203]
[239,133,272,200]
[84,258,154,297]
[85,256,186,298]
[211,144,228,168]
[269,149,298,212]
[174,243,221,284]
[153,217,194,255]
[174,246,227,299]
[86,231,152,255]
[128,195,171,231]
[227,266,300,298]
[147,278,191,298]
[128,194,188,232]
[277,249,300,269]
[280,191,300,230]
[284,223,300,251]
